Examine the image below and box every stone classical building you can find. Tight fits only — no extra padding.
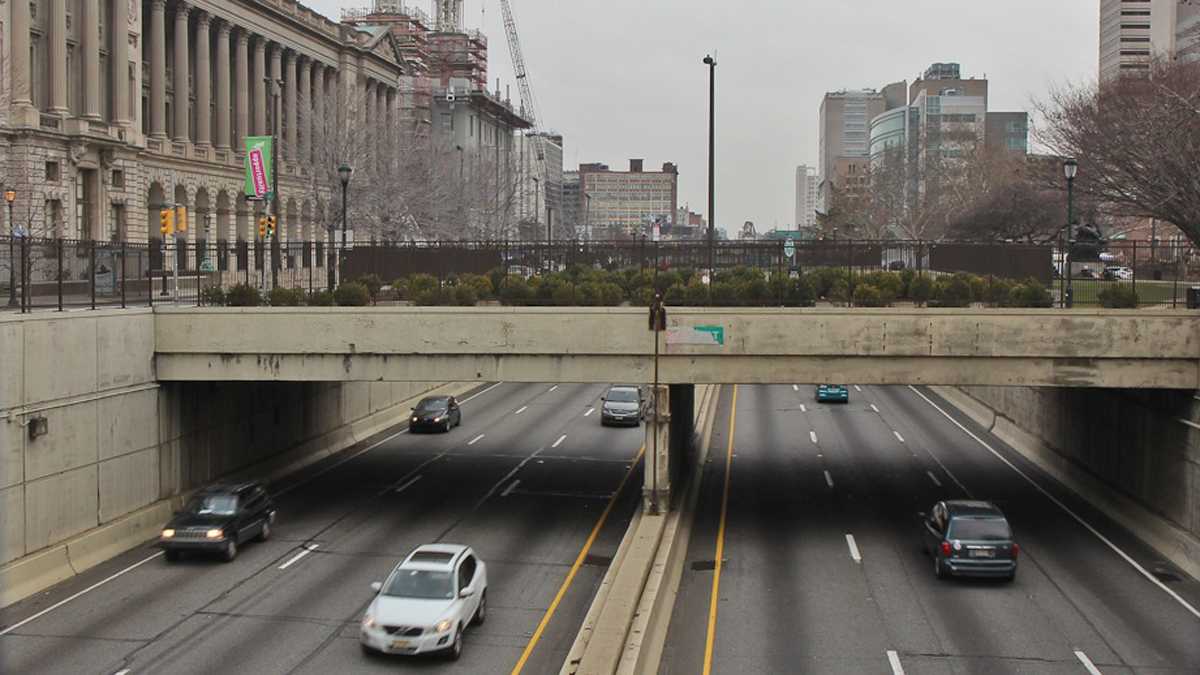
[2,0,408,279]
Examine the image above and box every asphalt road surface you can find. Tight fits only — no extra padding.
[0,382,644,675]
[662,384,1200,675]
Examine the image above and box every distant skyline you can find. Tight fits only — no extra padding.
[308,0,1099,231]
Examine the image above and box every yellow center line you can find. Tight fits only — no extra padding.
[511,443,647,675]
[703,384,738,675]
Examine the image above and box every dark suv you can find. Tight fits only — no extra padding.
[920,500,1018,581]
[160,482,276,562]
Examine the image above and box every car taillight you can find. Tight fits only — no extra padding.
[940,541,952,557]
[1011,543,1020,559]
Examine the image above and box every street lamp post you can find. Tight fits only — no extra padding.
[268,77,282,289]
[703,54,717,301]
[338,163,352,289]
[5,190,16,307]
[1063,158,1078,308]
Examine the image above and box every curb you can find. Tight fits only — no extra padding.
[0,381,482,611]
[561,383,721,675]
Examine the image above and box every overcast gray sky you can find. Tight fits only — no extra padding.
[309,0,1099,232]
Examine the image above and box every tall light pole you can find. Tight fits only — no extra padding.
[338,163,352,288]
[1063,158,1078,308]
[703,54,716,297]
[267,76,282,289]
[5,189,16,307]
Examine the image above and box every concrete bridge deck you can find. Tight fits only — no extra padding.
[151,307,1200,389]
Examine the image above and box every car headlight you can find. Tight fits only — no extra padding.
[205,529,224,539]
[362,614,377,629]
[161,529,175,538]
[435,619,453,633]
[411,416,418,423]
[435,415,447,422]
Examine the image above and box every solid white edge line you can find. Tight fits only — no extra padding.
[584,407,595,417]
[845,534,862,563]
[926,471,943,488]
[0,551,164,636]
[394,475,422,493]
[468,434,485,446]
[810,430,818,444]
[893,430,905,443]
[824,470,834,488]
[276,381,505,498]
[908,385,1200,620]
[515,406,528,415]
[502,479,521,497]
[886,650,905,675]
[1074,650,1102,675]
[552,434,566,449]
[870,404,880,413]
[278,543,320,571]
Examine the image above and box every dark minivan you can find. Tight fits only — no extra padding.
[921,500,1018,581]
[160,482,276,562]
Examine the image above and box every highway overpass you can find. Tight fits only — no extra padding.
[153,307,1200,389]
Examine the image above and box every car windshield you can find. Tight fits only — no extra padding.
[416,399,448,413]
[383,569,454,599]
[607,389,639,403]
[949,517,1011,541]
[185,494,238,516]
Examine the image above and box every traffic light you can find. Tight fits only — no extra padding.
[159,208,174,236]
[175,206,188,233]
[258,216,267,239]
[266,215,277,238]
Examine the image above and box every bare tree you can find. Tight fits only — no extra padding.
[1035,58,1200,245]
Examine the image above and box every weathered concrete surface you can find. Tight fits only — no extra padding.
[152,307,1200,388]
[939,385,1200,580]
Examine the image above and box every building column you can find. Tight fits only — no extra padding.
[49,0,69,113]
[111,0,131,124]
[270,43,283,136]
[642,384,671,513]
[253,38,267,134]
[285,51,298,162]
[297,56,310,163]
[82,0,102,119]
[312,64,326,163]
[10,0,32,107]
[235,31,249,147]
[194,13,212,147]
[173,2,191,142]
[149,0,168,138]
[215,22,232,150]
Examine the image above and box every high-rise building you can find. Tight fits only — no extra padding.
[794,166,818,228]
[818,89,887,208]
[1099,0,1191,79]
[515,133,565,238]
[579,160,679,239]
[985,112,1030,155]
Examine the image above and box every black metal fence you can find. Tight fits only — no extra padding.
[2,237,1197,311]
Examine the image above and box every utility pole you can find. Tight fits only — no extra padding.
[703,54,717,301]
[270,78,282,289]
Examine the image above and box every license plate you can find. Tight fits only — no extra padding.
[390,640,409,649]
[969,549,995,558]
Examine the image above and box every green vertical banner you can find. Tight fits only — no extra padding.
[244,136,273,200]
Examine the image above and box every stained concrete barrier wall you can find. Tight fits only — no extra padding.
[0,309,440,607]
[948,385,1200,578]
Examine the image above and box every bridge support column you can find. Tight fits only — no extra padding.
[669,384,695,498]
[643,384,671,514]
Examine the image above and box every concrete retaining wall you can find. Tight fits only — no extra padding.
[947,385,1200,579]
[0,309,441,607]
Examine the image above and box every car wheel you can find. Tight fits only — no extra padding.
[222,539,238,562]
[473,590,487,626]
[447,626,463,661]
[444,420,452,433]
[164,549,180,562]
[256,520,271,542]
[934,556,947,579]
[1004,572,1016,583]
[360,642,377,657]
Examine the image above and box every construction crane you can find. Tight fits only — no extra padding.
[497,0,556,239]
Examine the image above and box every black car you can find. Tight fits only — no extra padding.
[920,500,1018,581]
[410,395,462,432]
[159,482,276,562]
[601,385,643,427]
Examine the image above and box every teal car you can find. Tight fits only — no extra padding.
[816,384,850,403]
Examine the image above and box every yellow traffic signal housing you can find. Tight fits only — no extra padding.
[175,206,188,233]
[266,215,277,237]
[257,216,267,239]
[159,208,174,236]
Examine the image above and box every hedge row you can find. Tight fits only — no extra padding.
[201,282,363,307]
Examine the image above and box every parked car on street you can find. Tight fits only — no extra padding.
[601,385,643,426]
[815,384,850,403]
[1104,266,1133,280]
[410,396,462,432]
[920,500,1018,581]
[361,544,488,660]
[159,482,276,562]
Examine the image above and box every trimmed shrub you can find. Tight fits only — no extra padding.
[459,273,494,301]
[710,281,740,307]
[898,269,916,299]
[388,279,409,301]
[407,273,439,297]
[852,283,888,307]
[226,283,261,306]
[785,275,816,307]
[663,283,687,306]
[981,277,1016,307]
[200,286,226,306]
[909,276,933,306]
[931,275,972,307]
[307,290,334,306]
[268,286,304,306]
[356,274,383,304]
[453,284,478,306]
[552,284,578,306]
[334,281,370,306]
[599,282,625,306]
[411,288,447,306]
[1008,279,1053,308]
[498,276,533,305]
[1098,284,1139,308]
[743,277,771,306]
[684,280,709,306]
